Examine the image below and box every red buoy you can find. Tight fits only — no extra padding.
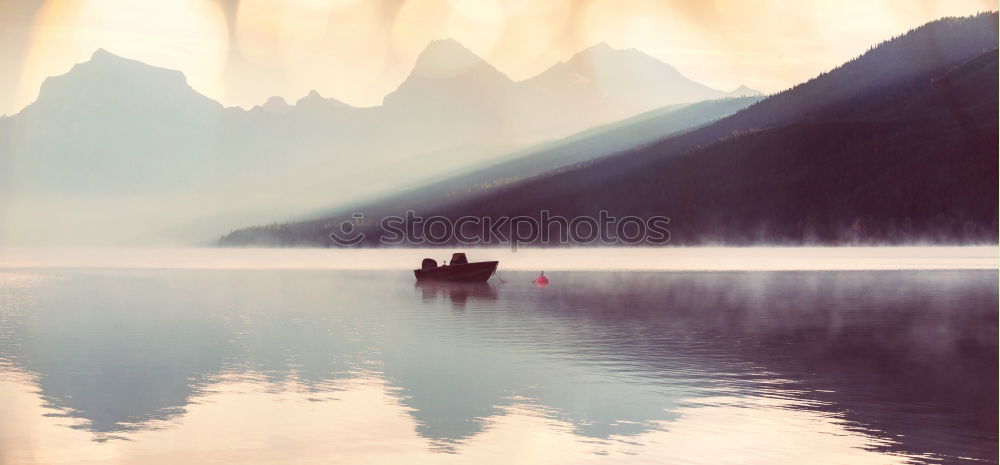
[534,271,549,288]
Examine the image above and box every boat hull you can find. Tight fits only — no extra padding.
[413,261,498,282]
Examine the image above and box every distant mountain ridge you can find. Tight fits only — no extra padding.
[219,13,999,247]
[0,40,756,244]
[380,39,757,148]
[9,48,224,194]
[524,42,727,122]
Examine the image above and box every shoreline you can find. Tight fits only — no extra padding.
[1,246,996,271]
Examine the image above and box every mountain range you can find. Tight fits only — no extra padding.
[0,40,758,245]
[219,13,999,247]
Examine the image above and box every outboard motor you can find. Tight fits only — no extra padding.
[421,258,438,270]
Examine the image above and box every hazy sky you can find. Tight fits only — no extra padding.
[0,0,993,115]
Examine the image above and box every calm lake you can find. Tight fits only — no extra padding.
[0,248,996,464]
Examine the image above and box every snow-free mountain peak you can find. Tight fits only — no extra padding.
[259,96,292,113]
[407,38,509,81]
[91,47,115,60]
[575,41,616,56]
[28,47,218,116]
[73,47,188,85]
[727,85,763,97]
[522,41,730,125]
[553,42,683,77]
[294,89,353,111]
[382,38,515,109]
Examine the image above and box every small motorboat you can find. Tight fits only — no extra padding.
[414,253,498,282]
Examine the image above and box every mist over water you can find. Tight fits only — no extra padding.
[0,249,995,464]
[0,246,996,270]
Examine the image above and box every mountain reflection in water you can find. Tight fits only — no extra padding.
[0,268,995,464]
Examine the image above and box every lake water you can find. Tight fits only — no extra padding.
[0,248,996,464]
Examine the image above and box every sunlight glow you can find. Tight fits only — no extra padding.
[4,0,995,112]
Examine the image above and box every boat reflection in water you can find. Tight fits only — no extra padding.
[415,280,497,309]
[0,267,995,464]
